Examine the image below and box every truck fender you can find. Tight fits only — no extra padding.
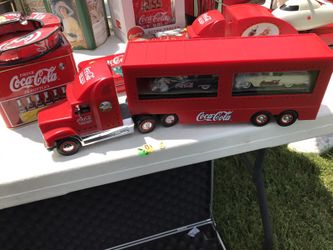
[43,127,80,149]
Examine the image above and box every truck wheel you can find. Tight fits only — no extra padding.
[137,116,156,133]
[56,137,81,156]
[277,110,298,127]
[251,111,271,126]
[160,114,178,127]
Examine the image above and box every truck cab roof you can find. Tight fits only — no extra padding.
[69,60,113,102]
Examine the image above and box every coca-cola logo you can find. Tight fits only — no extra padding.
[10,67,57,92]
[76,115,92,125]
[196,111,233,122]
[29,13,46,21]
[138,12,171,25]
[0,31,41,50]
[79,67,95,85]
[198,13,212,25]
[107,55,124,67]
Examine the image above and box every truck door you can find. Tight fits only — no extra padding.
[93,78,123,131]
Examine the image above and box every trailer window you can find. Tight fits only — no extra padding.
[137,74,219,99]
[232,71,318,96]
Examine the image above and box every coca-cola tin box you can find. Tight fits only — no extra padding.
[0,12,77,128]
[108,0,186,42]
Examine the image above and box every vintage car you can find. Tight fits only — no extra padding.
[272,0,333,31]
[234,71,311,89]
[150,75,218,93]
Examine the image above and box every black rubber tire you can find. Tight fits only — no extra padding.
[251,111,271,127]
[277,110,298,127]
[137,116,156,133]
[160,114,178,127]
[56,137,81,156]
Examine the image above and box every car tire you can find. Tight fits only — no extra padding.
[160,114,178,127]
[137,115,156,133]
[277,110,298,127]
[56,137,81,156]
[251,111,271,126]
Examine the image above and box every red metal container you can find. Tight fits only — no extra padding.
[0,12,77,128]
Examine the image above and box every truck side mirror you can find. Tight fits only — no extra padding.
[99,101,112,112]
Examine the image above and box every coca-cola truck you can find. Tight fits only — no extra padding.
[38,34,333,155]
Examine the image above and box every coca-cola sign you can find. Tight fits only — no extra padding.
[198,13,212,25]
[76,115,93,125]
[0,31,41,51]
[196,111,233,122]
[9,67,58,92]
[107,54,124,67]
[138,12,173,28]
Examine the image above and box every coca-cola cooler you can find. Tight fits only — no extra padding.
[0,12,77,128]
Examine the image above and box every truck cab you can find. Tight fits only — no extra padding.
[38,60,134,156]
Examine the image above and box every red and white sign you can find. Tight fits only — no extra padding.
[0,12,62,66]
[108,0,185,42]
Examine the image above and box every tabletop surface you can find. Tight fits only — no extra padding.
[1,36,333,210]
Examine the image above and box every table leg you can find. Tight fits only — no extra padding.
[253,149,273,250]
[242,148,273,250]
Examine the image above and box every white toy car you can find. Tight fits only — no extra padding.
[272,0,333,31]
[234,71,311,89]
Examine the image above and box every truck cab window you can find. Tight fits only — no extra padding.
[74,104,91,115]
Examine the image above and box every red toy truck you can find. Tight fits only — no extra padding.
[38,34,333,155]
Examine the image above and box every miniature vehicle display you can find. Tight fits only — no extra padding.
[38,34,333,156]
[272,0,333,31]
[150,75,218,93]
[234,71,313,89]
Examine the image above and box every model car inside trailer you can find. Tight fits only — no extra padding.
[38,34,333,155]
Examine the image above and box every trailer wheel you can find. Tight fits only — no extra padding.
[56,137,81,156]
[137,116,156,133]
[160,114,178,127]
[277,110,298,127]
[251,111,271,126]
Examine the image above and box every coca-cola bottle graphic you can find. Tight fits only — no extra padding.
[35,94,44,108]
[133,0,176,29]
[16,99,27,113]
[26,96,35,110]
[52,88,60,101]
[44,91,52,104]
[60,86,66,98]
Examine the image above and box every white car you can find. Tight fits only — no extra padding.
[272,0,333,31]
[234,71,311,89]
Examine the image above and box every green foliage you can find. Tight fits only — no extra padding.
[213,146,333,250]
